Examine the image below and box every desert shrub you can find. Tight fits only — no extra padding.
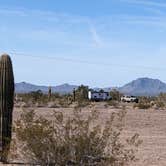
[133,102,151,109]
[30,90,43,102]
[138,96,149,103]
[154,93,166,108]
[55,94,73,108]
[49,93,63,101]
[75,85,88,101]
[110,89,122,101]
[155,100,165,108]
[73,85,90,108]
[107,100,119,108]
[76,99,90,108]
[133,96,152,109]
[135,95,166,109]
[18,91,48,106]
[17,92,73,108]
[58,98,70,108]
[14,108,141,166]
[158,93,166,101]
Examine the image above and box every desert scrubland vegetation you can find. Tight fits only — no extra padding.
[8,87,166,166]
[1,55,166,166]
[1,83,142,165]
[8,88,166,166]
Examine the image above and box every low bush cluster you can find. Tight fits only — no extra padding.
[134,102,151,109]
[13,108,141,166]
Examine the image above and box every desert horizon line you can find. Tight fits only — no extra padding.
[15,77,165,88]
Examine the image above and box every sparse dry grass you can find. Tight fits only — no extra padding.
[11,106,140,165]
[8,101,166,166]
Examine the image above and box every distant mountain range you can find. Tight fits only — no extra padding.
[15,82,78,94]
[119,77,166,96]
[15,78,166,96]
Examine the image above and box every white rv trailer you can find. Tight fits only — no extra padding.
[88,90,111,101]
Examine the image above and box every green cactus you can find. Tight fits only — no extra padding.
[73,88,76,102]
[0,54,14,162]
[48,86,52,99]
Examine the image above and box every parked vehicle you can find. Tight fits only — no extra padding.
[88,90,112,101]
[121,95,138,103]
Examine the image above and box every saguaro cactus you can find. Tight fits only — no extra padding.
[0,54,14,162]
[48,86,52,99]
[73,88,76,102]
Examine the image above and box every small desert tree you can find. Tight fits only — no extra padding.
[14,108,141,166]
[110,89,122,101]
[75,85,89,100]
[74,85,89,107]
[30,90,43,103]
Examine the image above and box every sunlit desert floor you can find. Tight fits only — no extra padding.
[9,102,166,166]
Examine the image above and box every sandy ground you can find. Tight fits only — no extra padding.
[9,102,166,166]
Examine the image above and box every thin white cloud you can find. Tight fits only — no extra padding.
[19,29,94,48]
[134,17,166,28]
[118,0,166,17]
[0,8,90,24]
[89,25,103,47]
[0,8,94,47]
[0,7,165,29]
[0,6,166,50]
[120,0,166,8]
[0,8,27,16]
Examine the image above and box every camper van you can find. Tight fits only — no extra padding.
[88,90,111,101]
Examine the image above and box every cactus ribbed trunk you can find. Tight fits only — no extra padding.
[48,86,52,100]
[0,54,14,162]
[73,88,76,102]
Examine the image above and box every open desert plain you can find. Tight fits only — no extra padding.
[9,101,166,166]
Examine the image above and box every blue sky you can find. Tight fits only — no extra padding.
[0,0,166,87]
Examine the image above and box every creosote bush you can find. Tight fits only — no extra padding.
[106,100,120,108]
[14,108,141,166]
[133,95,166,109]
[133,102,151,109]
[133,97,151,109]
[109,89,122,101]
[17,92,73,108]
[74,85,90,107]
[155,93,166,109]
